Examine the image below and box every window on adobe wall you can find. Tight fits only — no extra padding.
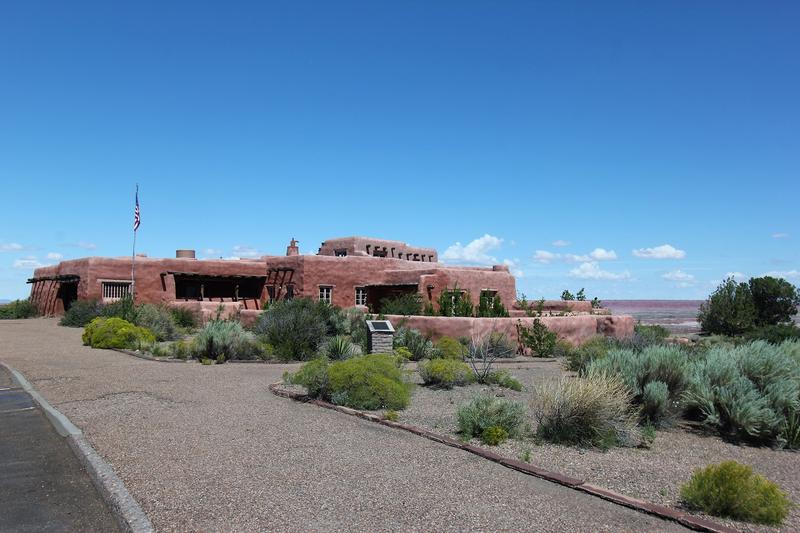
[319,286,332,304]
[373,248,387,257]
[481,290,498,308]
[355,287,367,306]
[335,249,347,257]
[102,281,131,302]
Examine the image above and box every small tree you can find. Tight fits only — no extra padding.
[576,288,586,301]
[698,278,757,336]
[477,292,509,318]
[437,285,474,317]
[561,290,575,301]
[518,319,557,357]
[748,276,800,326]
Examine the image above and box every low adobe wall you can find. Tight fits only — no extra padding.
[385,314,634,346]
[169,301,261,326]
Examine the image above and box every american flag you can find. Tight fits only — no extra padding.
[133,186,141,231]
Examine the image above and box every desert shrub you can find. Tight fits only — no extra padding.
[586,345,691,426]
[393,347,413,360]
[565,336,613,373]
[685,340,800,447]
[133,304,178,341]
[288,357,331,398]
[483,332,515,359]
[518,319,557,357]
[481,426,509,446]
[0,299,38,319]
[321,335,360,359]
[464,331,515,384]
[552,339,575,359]
[531,373,641,448]
[680,461,792,525]
[343,307,369,354]
[384,409,399,421]
[60,299,103,327]
[436,336,466,360]
[561,290,575,301]
[82,317,156,350]
[699,278,757,336]
[326,354,412,410]
[101,294,137,322]
[379,293,422,316]
[418,358,474,389]
[634,324,671,344]
[477,292,509,318]
[485,370,523,391]
[393,327,440,361]
[192,320,261,361]
[457,395,525,440]
[169,306,198,329]
[744,323,800,344]
[253,298,339,361]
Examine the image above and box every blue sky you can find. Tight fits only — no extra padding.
[1,1,798,300]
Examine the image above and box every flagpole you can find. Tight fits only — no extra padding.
[131,184,138,301]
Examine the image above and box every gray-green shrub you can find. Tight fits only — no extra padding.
[60,299,103,327]
[321,335,360,359]
[253,298,342,361]
[0,299,38,319]
[457,395,525,440]
[192,320,261,361]
[685,340,800,447]
[393,327,440,361]
[531,373,641,448]
[587,345,691,426]
[418,358,474,389]
[133,304,179,341]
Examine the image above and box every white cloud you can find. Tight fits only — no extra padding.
[772,233,789,239]
[662,270,695,282]
[46,252,63,260]
[231,245,263,259]
[569,261,631,280]
[763,270,800,280]
[564,253,591,263]
[203,248,222,257]
[632,244,686,259]
[13,256,45,269]
[442,234,503,264]
[65,241,97,250]
[0,243,25,252]
[502,258,524,278]
[552,240,571,247]
[533,250,560,264]
[589,248,617,261]
[726,271,747,280]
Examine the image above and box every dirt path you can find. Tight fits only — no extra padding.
[0,318,688,532]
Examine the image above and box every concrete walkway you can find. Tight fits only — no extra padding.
[0,365,119,532]
[0,319,688,532]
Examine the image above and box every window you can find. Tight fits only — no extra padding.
[102,281,131,302]
[335,249,347,257]
[481,290,498,309]
[319,286,332,304]
[355,287,367,306]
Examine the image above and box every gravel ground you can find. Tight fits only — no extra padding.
[0,319,686,533]
[397,362,800,533]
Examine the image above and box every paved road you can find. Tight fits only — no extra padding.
[0,365,119,532]
[0,318,688,532]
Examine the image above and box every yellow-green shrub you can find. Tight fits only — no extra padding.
[418,358,474,389]
[680,461,792,525]
[82,317,156,350]
[436,336,466,360]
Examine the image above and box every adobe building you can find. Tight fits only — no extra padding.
[27,236,633,343]
[28,236,515,316]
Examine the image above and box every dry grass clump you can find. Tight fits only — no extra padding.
[531,373,641,449]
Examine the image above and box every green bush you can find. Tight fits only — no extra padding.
[565,336,613,373]
[170,306,198,329]
[519,319,557,357]
[481,425,509,445]
[438,286,474,317]
[101,294,137,322]
[586,345,691,426]
[253,298,342,361]
[436,336,466,360]
[133,304,179,341]
[680,461,792,525]
[327,354,412,410]
[634,324,671,344]
[393,327,440,361]
[744,323,800,344]
[60,299,103,327]
[82,317,156,349]
[192,320,261,361]
[531,374,641,448]
[288,357,331,398]
[418,358,474,389]
[477,292,509,318]
[379,293,422,316]
[698,278,757,336]
[685,340,800,447]
[457,395,525,440]
[749,276,800,327]
[0,299,38,319]
[485,370,523,391]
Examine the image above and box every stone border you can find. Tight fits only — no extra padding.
[0,362,155,533]
[269,382,736,533]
